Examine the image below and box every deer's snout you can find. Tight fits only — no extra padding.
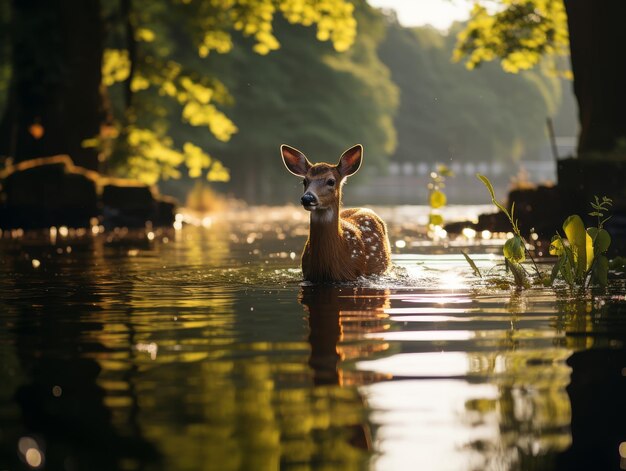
[301,192,318,208]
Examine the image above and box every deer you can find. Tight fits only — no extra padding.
[281,144,391,282]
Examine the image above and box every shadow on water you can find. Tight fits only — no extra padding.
[0,239,160,470]
[555,293,626,471]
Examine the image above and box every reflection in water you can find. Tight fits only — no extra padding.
[299,285,393,452]
[0,238,159,470]
[555,292,626,470]
[361,288,575,471]
[0,209,625,471]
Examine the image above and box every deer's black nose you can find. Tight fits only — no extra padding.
[301,193,318,207]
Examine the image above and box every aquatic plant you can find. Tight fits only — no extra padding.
[549,196,612,288]
[469,175,613,290]
[428,165,454,231]
[476,174,540,288]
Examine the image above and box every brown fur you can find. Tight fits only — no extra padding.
[281,144,391,283]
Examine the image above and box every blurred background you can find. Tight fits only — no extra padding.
[0,0,577,208]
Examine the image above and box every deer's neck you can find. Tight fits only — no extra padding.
[309,205,341,244]
[307,204,356,281]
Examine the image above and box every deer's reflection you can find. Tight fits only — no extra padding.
[299,285,391,386]
[299,285,390,452]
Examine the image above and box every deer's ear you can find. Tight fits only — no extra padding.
[337,144,363,178]
[281,145,311,177]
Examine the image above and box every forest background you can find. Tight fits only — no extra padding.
[0,0,577,205]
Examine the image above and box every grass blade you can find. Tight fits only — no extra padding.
[462,250,482,278]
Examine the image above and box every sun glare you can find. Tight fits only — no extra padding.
[368,0,472,30]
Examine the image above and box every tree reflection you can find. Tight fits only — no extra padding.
[0,237,160,470]
[554,293,626,470]
[464,290,573,470]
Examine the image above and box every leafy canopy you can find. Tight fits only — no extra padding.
[453,0,570,76]
[99,0,357,185]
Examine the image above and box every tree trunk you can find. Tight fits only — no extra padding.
[0,0,104,170]
[564,0,626,157]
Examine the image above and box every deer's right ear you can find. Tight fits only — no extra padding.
[281,145,311,177]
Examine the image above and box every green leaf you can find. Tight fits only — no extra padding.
[462,250,482,278]
[587,227,611,253]
[592,254,609,288]
[477,174,508,215]
[549,235,563,256]
[507,260,528,289]
[563,214,593,279]
[477,174,496,201]
[550,255,565,285]
[561,246,576,287]
[504,235,525,263]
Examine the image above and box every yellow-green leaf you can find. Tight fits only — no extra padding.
[587,227,611,253]
[563,215,592,278]
[549,235,563,256]
[429,190,447,209]
[504,235,525,263]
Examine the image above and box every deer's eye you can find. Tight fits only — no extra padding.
[302,179,308,186]
[327,178,335,187]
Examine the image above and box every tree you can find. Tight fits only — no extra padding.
[379,17,569,167]
[454,0,626,160]
[197,1,398,202]
[0,0,357,182]
[0,0,105,170]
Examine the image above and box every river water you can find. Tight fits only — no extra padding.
[1,205,625,471]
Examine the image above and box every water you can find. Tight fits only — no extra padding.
[1,206,626,471]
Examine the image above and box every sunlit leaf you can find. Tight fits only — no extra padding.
[587,227,611,254]
[477,173,509,215]
[136,28,156,42]
[102,49,130,86]
[549,235,563,256]
[429,213,444,226]
[429,190,447,209]
[504,235,525,263]
[563,214,592,278]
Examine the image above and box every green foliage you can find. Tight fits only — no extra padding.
[474,174,540,288]
[548,196,613,288]
[473,174,614,290]
[454,0,570,77]
[462,250,482,278]
[192,2,398,202]
[428,164,453,230]
[99,0,358,185]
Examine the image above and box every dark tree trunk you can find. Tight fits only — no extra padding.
[0,0,104,170]
[564,0,626,157]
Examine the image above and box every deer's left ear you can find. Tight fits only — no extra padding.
[281,144,312,177]
[337,144,363,178]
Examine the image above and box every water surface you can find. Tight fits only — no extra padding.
[1,206,625,471]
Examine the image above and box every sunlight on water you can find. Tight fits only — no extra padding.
[1,205,625,471]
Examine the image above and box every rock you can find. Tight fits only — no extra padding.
[154,196,177,227]
[0,155,99,229]
[101,183,155,228]
[101,182,178,229]
[507,185,571,239]
[0,155,179,230]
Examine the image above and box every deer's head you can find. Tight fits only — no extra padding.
[281,144,363,212]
